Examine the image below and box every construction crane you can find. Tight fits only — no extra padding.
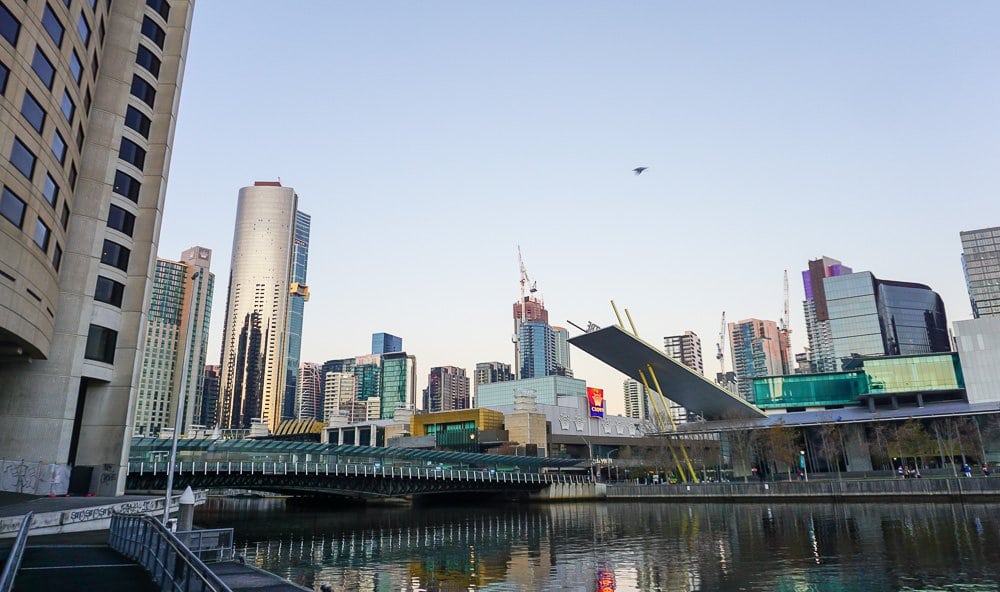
[779,269,792,374]
[513,246,537,380]
[780,269,790,334]
[716,311,726,375]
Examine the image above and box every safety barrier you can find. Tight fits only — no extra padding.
[0,512,32,592]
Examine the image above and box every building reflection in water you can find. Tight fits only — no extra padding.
[195,498,1000,591]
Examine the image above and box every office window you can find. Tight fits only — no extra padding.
[0,61,9,94]
[69,49,82,84]
[42,4,64,47]
[61,89,75,122]
[10,137,36,180]
[112,170,140,202]
[140,16,165,48]
[130,75,155,107]
[118,137,145,170]
[147,0,170,21]
[60,202,69,229]
[51,130,67,164]
[0,3,19,47]
[98,17,104,45]
[124,106,151,137]
[90,51,98,76]
[32,47,55,89]
[76,125,84,151]
[53,243,62,271]
[21,91,46,133]
[68,163,77,188]
[135,45,160,77]
[33,218,50,251]
[100,239,130,271]
[77,13,90,47]
[84,88,92,113]
[1,187,26,228]
[106,203,135,236]
[84,324,117,363]
[95,275,125,307]
[43,173,59,207]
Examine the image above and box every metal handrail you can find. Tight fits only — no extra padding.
[109,513,232,592]
[0,512,32,592]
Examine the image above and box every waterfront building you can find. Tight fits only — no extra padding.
[476,375,587,409]
[282,210,311,420]
[199,365,220,428]
[802,257,853,373]
[664,331,703,375]
[0,0,195,495]
[960,226,1000,319]
[552,326,572,376]
[134,247,213,437]
[295,362,322,421]
[519,320,556,379]
[323,371,357,422]
[825,271,949,367]
[423,366,470,413]
[729,319,789,402]
[954,317,1000,404]
[218,182,300,433]
[372,332,402,355]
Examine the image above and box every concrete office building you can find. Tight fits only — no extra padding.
[218,182,300,433]
[623,378,650,421]
[133,246,212,437]
[664,331,703,375]
[474,361,513,405]
[802,257,852,373]
[954,317,1000,405]
[961,226,1000,319]
[282,210,310,420]
[323,371,357,423]
[423,366,470,413]
[0,0,194,495]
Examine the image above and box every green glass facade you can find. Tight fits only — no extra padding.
[753,353,965,409]
[863,354,964,394]
[380,353,409,419]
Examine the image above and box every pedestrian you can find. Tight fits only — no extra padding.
[963,463,973,478]
[897,465,904,479]
[983,464,992,478]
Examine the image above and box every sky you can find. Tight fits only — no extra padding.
[158,2,1000,414]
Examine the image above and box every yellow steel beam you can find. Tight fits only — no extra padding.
[624,308,639,337]
[610,300,624,329]
[640,369,688,483]
[647,364,699,483]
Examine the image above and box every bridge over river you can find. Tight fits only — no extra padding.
[126,437,590,499]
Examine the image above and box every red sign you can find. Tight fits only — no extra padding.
[587,387,605,418]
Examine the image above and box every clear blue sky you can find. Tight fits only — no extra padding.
[159,2,1000,413]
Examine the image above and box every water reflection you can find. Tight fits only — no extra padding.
[195,499,1000,592]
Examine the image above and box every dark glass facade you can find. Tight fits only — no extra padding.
[372,332,402,355]
[282,210,310,420]
[519,321,555,379]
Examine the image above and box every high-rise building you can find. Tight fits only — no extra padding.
[513,293,548,379]
[802,257,853,373]
[199,365,220,428]
[729,319,789,402]
[552,326,572,376]
[0,0,195,495]
[519,320,556,379]
[323,371,357,422]
[353,354,381,402]
[423,366,470,413]
[825,271,949,366]
[134,247,213,437]
[218,182,300,433]
[379,351,415,418]
[663,331,704,375]
[371,332,402,355]
[961,226,1000,319]
[282,210,311,420]
[623,379,651,420]
[295,362,322,421]
[474,361,513,406]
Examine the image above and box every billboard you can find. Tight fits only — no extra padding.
[587,387,605,418]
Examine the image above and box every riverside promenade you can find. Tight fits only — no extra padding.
[607,476,1000,502]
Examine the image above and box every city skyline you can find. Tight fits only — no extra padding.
[156,3,999,414]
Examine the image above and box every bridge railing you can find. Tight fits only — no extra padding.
[0,512,32,592]
[109,513,232,592]
[128,461,588,484]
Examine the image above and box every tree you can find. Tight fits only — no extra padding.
[764,423,801,480]
[894,419,935,471]
[817,424,844,479]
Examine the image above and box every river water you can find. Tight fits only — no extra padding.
[195,497,1000,591]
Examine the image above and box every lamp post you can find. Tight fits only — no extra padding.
[607,449,620,482]
[800,449,808,482]
[163,270,200,525]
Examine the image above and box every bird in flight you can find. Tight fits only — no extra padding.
[633,167,648,176]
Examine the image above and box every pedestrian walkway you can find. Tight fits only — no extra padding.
[6,544,157,592]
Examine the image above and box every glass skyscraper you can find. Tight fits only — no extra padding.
[961,226,1000,319]
[825,271,949,368]
[372,332,403,355]
[379,352,412,419]
[802,257,853,373]
[283,210,311,420]
[519,321,556,379]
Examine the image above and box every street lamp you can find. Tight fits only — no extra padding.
[163,271,200,525]
[607,449,620,482]
[800,450,808,482]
